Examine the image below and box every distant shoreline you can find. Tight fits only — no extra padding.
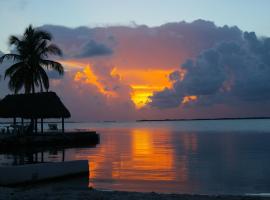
[1,117,270,124]
[136,116,270,122]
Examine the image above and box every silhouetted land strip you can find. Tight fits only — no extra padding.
[137,116,270,122]
[0,131,99,153]
[0,188,269,200]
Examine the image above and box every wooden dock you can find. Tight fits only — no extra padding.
[0,131,100,152]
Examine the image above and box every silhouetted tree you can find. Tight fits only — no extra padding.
[0,25,64,94]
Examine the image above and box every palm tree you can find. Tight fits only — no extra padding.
[0,25,64,94]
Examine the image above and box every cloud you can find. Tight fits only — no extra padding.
[51,64,136,121]
[149,88,182,108]
[0,19,265,120]
[41,20,242,69]
[76,40,113,58]
[150,31,270,109]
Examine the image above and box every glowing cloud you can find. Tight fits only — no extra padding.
[182,96,198,104]
[74,65,117,97]
[63,62,173,108]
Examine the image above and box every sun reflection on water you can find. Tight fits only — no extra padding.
[110,129,177,181]
[60,127,201,191]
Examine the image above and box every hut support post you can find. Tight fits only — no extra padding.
[62,149,65,162]
[35,118,37,134]
[21,118,24,135]
[41,118,43,134]
[62,117,64,133]
[13,118,16,135]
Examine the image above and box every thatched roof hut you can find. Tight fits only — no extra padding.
[0,92,71,133]
[0,92,70,118]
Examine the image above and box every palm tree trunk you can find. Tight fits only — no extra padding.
[39,79,43,92]
[32,82,35,94]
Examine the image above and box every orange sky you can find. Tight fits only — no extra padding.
[59,59,199,110]
[60,60,200,109]
[60,60,173,108]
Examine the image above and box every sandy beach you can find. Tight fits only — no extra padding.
[1,187,270,200]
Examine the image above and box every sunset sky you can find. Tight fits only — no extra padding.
[0,1,270,121]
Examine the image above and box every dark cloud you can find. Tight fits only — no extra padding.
[150,88,182,108]
[76,40,113,58]
[181,49,226,95]
[150,31,270,109]
[169,71,181,82]
[39,25,114,59]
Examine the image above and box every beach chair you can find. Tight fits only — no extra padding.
[48,123,58,131]
[10,124,25,135]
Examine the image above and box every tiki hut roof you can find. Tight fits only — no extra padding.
[0,92,71,118]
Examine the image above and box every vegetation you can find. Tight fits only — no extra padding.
[0,25,64,94]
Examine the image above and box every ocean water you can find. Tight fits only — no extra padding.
[1,119,270,195]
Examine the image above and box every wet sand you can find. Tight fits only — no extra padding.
[1,187,269,200]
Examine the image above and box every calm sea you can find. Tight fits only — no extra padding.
[1,119,270,195]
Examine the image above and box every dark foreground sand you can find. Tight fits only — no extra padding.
[1,187,270,200]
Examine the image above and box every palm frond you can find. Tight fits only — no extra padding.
[40,59,64,75]
[9,36,21,46]
[35,40,48,56]
[41,44,62,57]
[9,78,24,94]
[8,68,28,93]
[4,62,25,79]
[35,30,52,41]
[0,54,21,63]
[38,67,50,90]
[24,25,35,41]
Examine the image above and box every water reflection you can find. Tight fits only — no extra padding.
[0,149,68,166]
[69,128,195,191]
[114,129,176,181]
[2,121,270,195]
[180,133,198,153]
[82,126,270,194]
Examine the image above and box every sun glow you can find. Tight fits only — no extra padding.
[130,85,164,109]
[60,60,178,108]
[118,69,174,109]
[59,60,86,70]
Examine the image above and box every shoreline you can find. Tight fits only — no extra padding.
[136,116,270,122]
[1,187,270,200]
